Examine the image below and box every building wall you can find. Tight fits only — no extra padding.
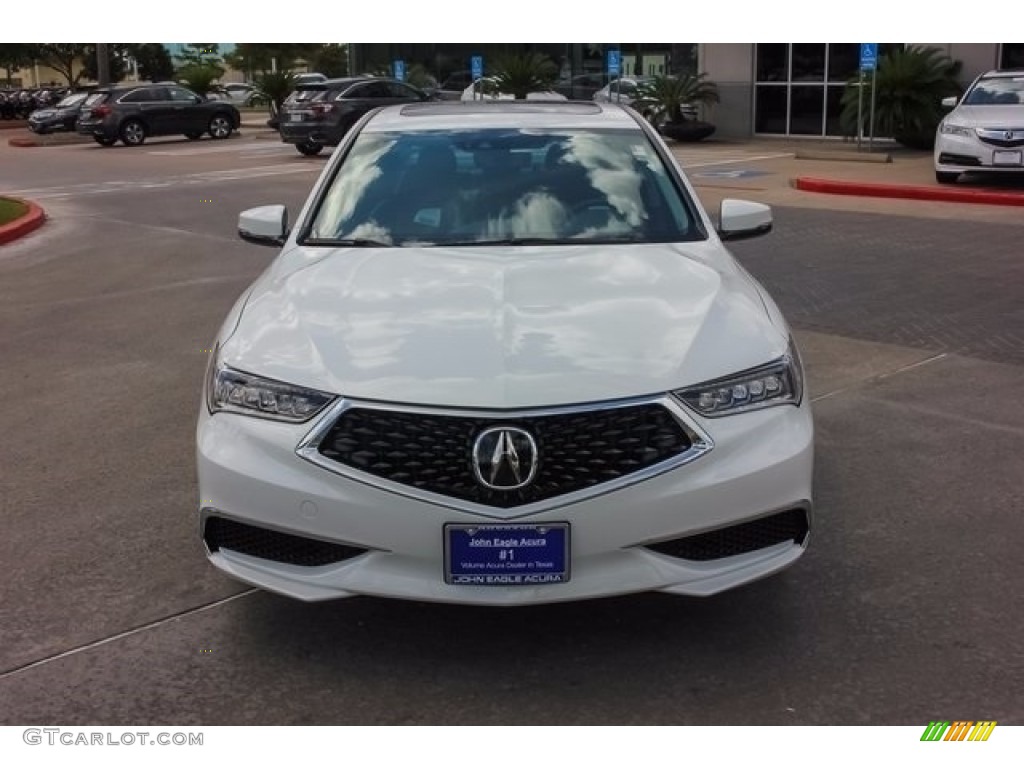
[919,43,1000,84]
[699,43,754,138]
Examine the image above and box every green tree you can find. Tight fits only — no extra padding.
[31,44,88,85]
[253,70,297,115]
[636,73,719,124]
[226,44,348,79]
[840,46,962,150]
[178,44,221,66]
[127,44,174,82]
[226,44,299,76]
[0,44,36,85]
[177,62,225,95]
[489,51,557,99]
[80,44,130,84]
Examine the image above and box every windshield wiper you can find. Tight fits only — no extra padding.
[301,237,394,247]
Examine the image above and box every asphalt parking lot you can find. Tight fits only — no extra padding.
[1,132,1022,725]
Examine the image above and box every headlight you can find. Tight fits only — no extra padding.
[206,349,336,422]
[940,123,972,137]
[674,340,804,417]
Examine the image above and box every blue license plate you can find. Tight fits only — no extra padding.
[445,523,570,585]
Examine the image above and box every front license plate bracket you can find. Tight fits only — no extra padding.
[444,523,570,586]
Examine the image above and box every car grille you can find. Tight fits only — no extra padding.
[645,508,809,561]
[316,403,694,508]
[203,516,367,567]
[976,128,1024,149]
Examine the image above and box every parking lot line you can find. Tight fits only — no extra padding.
[675,152,794,169]
[146,144,303,157]
[6,165,319,200]
[0,590,257,681]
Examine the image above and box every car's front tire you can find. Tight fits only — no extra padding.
[296,141,324,156]
[119,119,146,146]
[935,170,959,184]
[208,114,233,140]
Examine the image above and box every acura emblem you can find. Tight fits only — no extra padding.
[1007,131,1015,141]
[472,427,538,490]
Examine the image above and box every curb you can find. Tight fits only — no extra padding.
[794,177,1024,208]
[8,134,90,148]
[0,197,46,245]
[794,149,892,164]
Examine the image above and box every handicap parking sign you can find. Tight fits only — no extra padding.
[393,60,405,81]
[859,43,878,72]
[471,55,483,80]
[607,49,621,77]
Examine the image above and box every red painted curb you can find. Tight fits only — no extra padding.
[795,177,1024,208]
[8,137,41,148]
[0,197,47,245]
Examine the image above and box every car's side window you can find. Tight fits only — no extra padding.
[386,83,421,99]
[167,87,198,103]
[344,84,376,99]
[120,88,159,103]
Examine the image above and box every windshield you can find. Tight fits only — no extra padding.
[964,77,1024,105]
[285,88,327,105]
[305,127,702,246]
[57,93,87,108]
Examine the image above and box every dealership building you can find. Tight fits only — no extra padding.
[351,43,1023,139]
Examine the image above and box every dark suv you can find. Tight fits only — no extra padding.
[76,83,240,147]
[278,77,432,156]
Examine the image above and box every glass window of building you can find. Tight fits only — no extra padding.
[754,43,905,137]
[1001,43,1024,68]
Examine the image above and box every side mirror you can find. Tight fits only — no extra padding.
[941,96,958,108]
[238,205,288,247]
[718,199,773,241]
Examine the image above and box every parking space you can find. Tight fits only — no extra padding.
[1,135,1022,725]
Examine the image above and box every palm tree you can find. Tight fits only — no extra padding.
[489,51,558,99]
[840,46,962,150]
[635,73,720,141]
[636,73,719,123]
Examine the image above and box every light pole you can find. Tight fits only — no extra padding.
[97,43,110,86]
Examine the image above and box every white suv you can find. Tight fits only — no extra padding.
[934,69,1024,184]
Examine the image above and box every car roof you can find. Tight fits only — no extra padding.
[982,69,1024,78]
[363,101,639,132]
[298,76,414,90]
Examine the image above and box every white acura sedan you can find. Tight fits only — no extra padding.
[934,69,1024,183]
[198,101,814,604]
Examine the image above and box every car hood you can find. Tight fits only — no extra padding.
[220,243,787,409]
[29,109,56,119]
[949,105,1024,126]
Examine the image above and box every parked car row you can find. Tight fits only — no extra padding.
[270,73,704,156]
[1,86,78,120]
[6,80,251,144]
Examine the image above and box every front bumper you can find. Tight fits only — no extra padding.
[196,396,814,604]
[934,132,1024,173]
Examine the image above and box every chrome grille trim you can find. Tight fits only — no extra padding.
[975,127,1024,148]
[295,394,714,521]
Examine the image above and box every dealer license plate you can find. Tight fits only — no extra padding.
[445,523,570,585]
[993,150,1022,166]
